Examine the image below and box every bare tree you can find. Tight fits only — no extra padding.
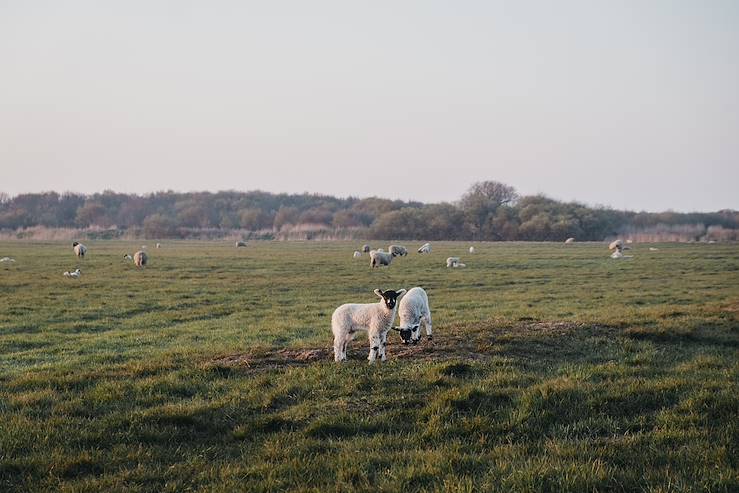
[459,181,518,239]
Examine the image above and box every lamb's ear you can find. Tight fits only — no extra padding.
[390,326,401,332]
[396,289,407,297]
[374,289,383,298]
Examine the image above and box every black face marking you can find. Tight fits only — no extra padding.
[72,242,79,247]
[399,328,413,343]
[380,290,400,310]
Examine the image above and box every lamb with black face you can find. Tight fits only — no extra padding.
[392,287,433,345]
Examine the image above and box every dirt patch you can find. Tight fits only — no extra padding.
[205,321,604,371]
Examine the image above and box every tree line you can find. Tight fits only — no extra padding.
[0,182,736,241]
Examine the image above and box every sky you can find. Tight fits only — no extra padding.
[1,1,737,212]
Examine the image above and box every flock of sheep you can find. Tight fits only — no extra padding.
[353,242,474,270]
[61,242,149,279]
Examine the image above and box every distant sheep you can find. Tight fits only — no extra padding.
[389,245,408,257]
[0,257,15,263]
[469,246,475,254]
[133,251,148,267]
[156,243,161,249]
[236,241,247,247]
[565,238,575,244]
[418,242,432,254]
[353,251,362,258]
[370,249,393,268]
[72,242,87,257]
[331,288,406,363]
[446,257,461,268]
[649,247,659,251]
[392,287,432,344]
[362,244,371,253]
[63,268,81,278]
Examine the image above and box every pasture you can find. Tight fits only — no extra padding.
[0,240,737,492]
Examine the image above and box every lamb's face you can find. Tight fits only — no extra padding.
[398,324,420,344]
[374,288,406,310]
[72,242,79,247]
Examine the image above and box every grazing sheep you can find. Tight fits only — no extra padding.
[331,288,407,363]
[353,251,362,258]
[418,242,432,254]
[0,257,15,263]
[388,245,408,257]
[63,268,81,278]
[446,257,461,268]
[565,238,575,244]
[362,244,371,253]
[156,243,161,249]
[469,246,475,254]
[608,239,623,251]
[649,247,659,251]
[392,287,432,344]
[123,254,133,260]
[236,241,247,247]
[370,249,393,268]
[72,242,87,257]
[133,251,148,267]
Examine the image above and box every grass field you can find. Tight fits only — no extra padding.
[0,240,737,492]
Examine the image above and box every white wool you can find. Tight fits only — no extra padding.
[446,257,461,268]
[417,242,432,254]
[396,287,433,343]
[370,250,393,268]
[353,251,362,258]
[454,263,467,268]
[469,246,475,254]
[0,257,15,262]
[133,250,148,267]
[565,238,575,244]
[73,243,87,257]
[609,239,623,251]
[331,288,406,363]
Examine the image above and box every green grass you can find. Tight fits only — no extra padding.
[0,240,737,492]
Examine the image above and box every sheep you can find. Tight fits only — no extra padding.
[123,254,133,260]
[446,257,461,268]
[388,245,408,257]
[455,263,467,268]
[72,242,87,257]
[236,241,247,247]
[469,246,475,254]
[391,287,432,344]
[133,251,148,267]
[156,243,161,249]
[331,288,406,363]
[418,242,432,254]
[0,257,15,263]
[63,268,81,278]
[353,251,362,258]
[565,238,575,244]
[362,244,371,253]
[608,239,623,251]
[649,247,659,251]
[370,249,393,268]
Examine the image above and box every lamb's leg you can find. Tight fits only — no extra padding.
[334,333,347,362]
[379,330,388,361]
[367,333,382,363]
[424,312,433,341]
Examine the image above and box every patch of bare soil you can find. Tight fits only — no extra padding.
[205,321,610,371]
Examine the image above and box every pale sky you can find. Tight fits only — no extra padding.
[1,1,737,212]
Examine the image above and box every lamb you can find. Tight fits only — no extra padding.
[72,242,87,257]
[391,287,432,344]
[0,257,15,262]
[609,239,632,258]
[418,242,432,254]
[649,247,659,251]
[565,238,575,244]
[123,254,133,260]
[370,249,393,268]
[236,241,247,247]
[446,257,461,268]
[331,288,406,363]
[362,244,371,253]
[388,245,408,257]
[156,243,161,249]
[469,246,475,254]
[353,251,362,258]
[63,268,81,278]
[133,251,148,267]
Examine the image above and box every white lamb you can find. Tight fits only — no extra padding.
[331,288,407,363]
[72,242,87,257]
[417,242,432,254]
[63,268,81,278]
[370,249,393,268]
[469,246,475,254]
[392,287,432,344]
[446,257,461,268]
[353,251,362,258]
[389,245,408,257]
